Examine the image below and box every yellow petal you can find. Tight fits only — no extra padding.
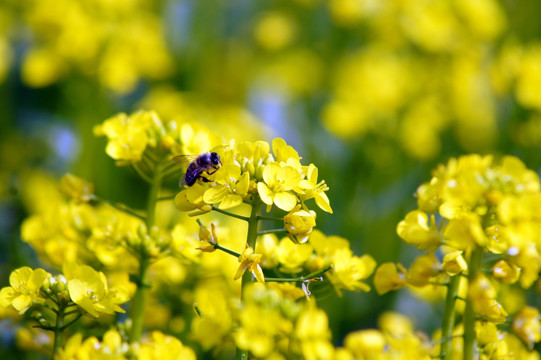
[315,192,333,213]
[203,185,229,204]
[219,194,243,209]
[257,182,274,205]
[12,294,33,313]
[274,191,298,211]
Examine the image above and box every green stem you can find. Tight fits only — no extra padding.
[440,274,461,360]
[236,198,261,360]
[463,247,483,360]
[215,244,241,258]
[212,206,249,221]
[257,215,283,222]
[265,265,332,283]
[93,195,146,222]
[128,257,150,342]
[52,305,65,356]
[128,163,164,342]
[257,229,287,236]
[132,163,153,184]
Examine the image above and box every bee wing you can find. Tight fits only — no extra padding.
[171,154,198,169]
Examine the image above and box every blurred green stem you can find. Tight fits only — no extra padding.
[236,198,261,360]
[128,162,164,342]
[463,247,483,360]
[440,273,461,360]
[52,304,66,356]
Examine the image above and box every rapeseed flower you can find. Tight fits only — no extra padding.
[283,205,316,243]
[327,249,375,294]
[203,164,250,209]
[234,245,265,283]
[63,263,128,318]
[396,210,440,251]
[373,262,406,295]
[0,267,49,314]
[512,306,541,349]
[257,162,302,211]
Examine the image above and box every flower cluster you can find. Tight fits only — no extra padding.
[0,264,129,322]
[376,154,541,356]
[21,173,142,272]
[321,0,541,161]
[176,138,331,232]
[94,110,221,168]
[15,0,173,93]
[234,284,334,359]
[257,230,376,295]
[235,285,433,360]
[57,329,196,360]
[6,109,374,358]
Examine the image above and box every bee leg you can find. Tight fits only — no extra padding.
[206,167,219,175]
[199,176,211,183]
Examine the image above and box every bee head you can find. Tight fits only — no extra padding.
[210,152,221,166]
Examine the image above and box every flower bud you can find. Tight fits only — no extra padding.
[284,206,316,244]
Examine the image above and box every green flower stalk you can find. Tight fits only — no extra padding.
[128,160,165,342]
[381,154,541,359]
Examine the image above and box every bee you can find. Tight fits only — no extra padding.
[173,152,221,187]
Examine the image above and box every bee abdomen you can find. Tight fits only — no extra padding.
[185,163,200,186]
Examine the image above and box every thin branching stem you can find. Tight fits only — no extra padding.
[93,195,146,222]
[212,206,250,221]
[257,229,287,236]
[265,265,332,283]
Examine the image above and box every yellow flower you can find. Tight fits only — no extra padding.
[468,274,507,323]
[190,284,233,350]
[174,183,212,215]
[203,164,250,209]
[235,140,272,179]
[276,237,313,272]
[234,245,265,283]
[295,306,334,360]
[0,267,49,314]
[255,234,280,268]
[512,306,541,349]
[444,212,487,250]
[491,260,520,284]
[344,329,386,360]
[407,254,440,287]
[197,222,218,252]
[283,205,316,244]
[397,210,440,251]
[56,330,126,360]
[140,331,196,360]
[442,251,468,276]
[327,249,376,294]
[475,321,499,347]
[272,138,301,165]
[59,173,94,202]
[93,112,153,163]
[374,263,406,295]
[258,162,302,211]
[234,287,293,358]
[63,263,127,318]
[299,164,333,213]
